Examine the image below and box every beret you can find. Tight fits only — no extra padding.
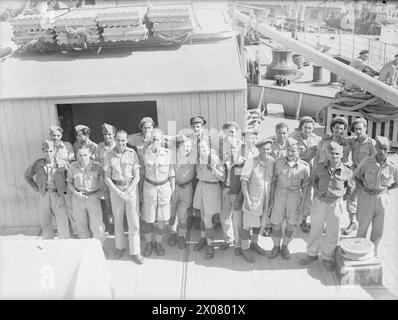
[359,50,369,55]
[49,125,63,134]
[75,125,89,133]
[255,138,273,148]
[102,123,115,133]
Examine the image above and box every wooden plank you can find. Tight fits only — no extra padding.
[233,91,245,129]
[190,92,201,118]
[208,92,218,132]
[199,92,210,127]
[216,91,226,129]
[163,94,175,136]
[181,93,192,134]
[225,92,235,128]
[172,94,184,134]
[47,99,58,126]
[39,99,52,140]
[0,101,10,224]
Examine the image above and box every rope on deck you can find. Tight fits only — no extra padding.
[316,89,398,126]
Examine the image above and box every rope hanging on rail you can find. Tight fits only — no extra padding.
[316,89,398,126]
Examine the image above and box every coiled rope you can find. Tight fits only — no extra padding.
[316,89,398,126]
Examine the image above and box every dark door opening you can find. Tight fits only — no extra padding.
[57,101,158,144]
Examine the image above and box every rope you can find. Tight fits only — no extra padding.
[318,89,398,125]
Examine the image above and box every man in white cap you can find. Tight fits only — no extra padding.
[342,117,375,236]
[24,140,70,239]
[67,146,108,255]
[104,130,143,264]
[141,128,175,257]
[301,142,354,271]
[354,136,398,256]
[240,138,274,263]
[49,125,75,162]
[269,138,310,260]
[73,125,98,160]
[96,123,116,234]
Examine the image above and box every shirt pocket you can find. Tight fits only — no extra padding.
[380,169,392,187]
[332,174,345,191]
[291,171,304,187]
[121,158,135,178]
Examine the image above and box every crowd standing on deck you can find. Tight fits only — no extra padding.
[24,115,398,271]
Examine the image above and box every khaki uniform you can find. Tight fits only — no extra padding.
[315,134,350,165]
[270,140,288,160]
[306,161,354,261]
[54,141,75,162]
[170,150,195,237]
[73,139,98,161]
[354,155,398,250]
[142,146,175,223]
[346,135,376,215]
[24,158,70,239]
[270,157,310,226]
[240,155,274,229]
[96,141,116,211]
[104,147,141,255]
[291,131,321,220]
[67,161,106,242]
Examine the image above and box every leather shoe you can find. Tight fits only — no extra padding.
[205,245,214,259]
[262,226,272,237]
[250,243,266,255]
[168,233,177,247]
[323,259,335,271]
[234,247,242,256]
[241,249,254,263]
[177,236,187,249]
[300,254,318,265]
[143,242,153,257]
[268,245,280,259]
[131,254,144,265]
[219,242,231,250]
[154,242,165,256]
[341,221,358,235]
[194,238,207,251]
[281,245,290,259]
[114,248,125,259]
[300,220,311,233]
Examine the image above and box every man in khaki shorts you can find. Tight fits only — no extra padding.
[141,129,175,257]
[240,138,274,263]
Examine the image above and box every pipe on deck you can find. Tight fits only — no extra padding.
[234,11,398,107]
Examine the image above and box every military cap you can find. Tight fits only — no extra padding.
[190,116,206,126]
[222,121,240,130]
[330,116,348,131]
[152,128,163,138]
[328,141,343,153]
[286,137,298,148]
[299,116,315,130]
[42,139,54,150]
[375,135,391,147]
[350,117,367,133]
[359,50,369,55]
[102,123,115,134]
[255,138,273,149]
[242,128,259,136]
[138,117,155,129]
[75,125,89,133]
[49,125,63,134]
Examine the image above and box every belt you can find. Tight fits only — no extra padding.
[46,188,57,193]
[177,180,192,187]
[112,179,132,186]
[145,178,168,186]
[363,188,387,195]
[76,189,99,196]
[200,180,219,185]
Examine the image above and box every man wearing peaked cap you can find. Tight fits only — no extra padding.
[268,137,310,260]
[301,139,355,271]
[24,139,70,240]
[73,124,98,161]
[190,116,206,126]
[342,117,376,236]
[255,138,273,149]
[96,123,117,235]
[378,53,398,86]
[354,135,398,256]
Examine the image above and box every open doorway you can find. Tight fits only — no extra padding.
[57,101,158,144]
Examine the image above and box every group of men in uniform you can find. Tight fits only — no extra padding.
[24,114,398,270]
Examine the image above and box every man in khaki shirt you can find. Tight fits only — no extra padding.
[104,130,143,264]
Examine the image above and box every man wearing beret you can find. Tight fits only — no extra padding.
[97,123,117,234]
[354,136,398,256]
[104,130,143,264]
[269,138,311,259]
[240,138,274,263]
[141,129,175,257]
[73,125,98,161]
[168,135,195,249]
[24,140,70,239]
[378,53,398,86]
[301,142,354,271]
[342,117,376,236]
[49,125,75,162]
[128,117,155,208]
[291,117,321,234]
